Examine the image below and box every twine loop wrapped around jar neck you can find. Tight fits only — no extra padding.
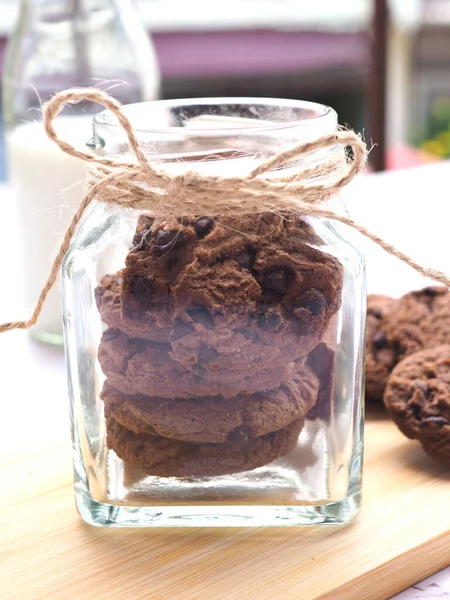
[0,87,449,334]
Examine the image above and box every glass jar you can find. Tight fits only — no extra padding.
[63,98,366,527]
[3,0,160,345]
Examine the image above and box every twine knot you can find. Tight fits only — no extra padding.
[0,87,449,334]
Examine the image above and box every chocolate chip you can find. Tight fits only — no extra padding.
[155,229,186,251]
[421,287,439,297]
[235,249,255,270]
[235,328,256,341]
[132,228,151,251]
[420,416,448,427]
[198,344,218,363]
[102,329,119,342]
[228,425,251,442]
[295,289,327,315]
[187,306,215,330]
[262,269,288,295]
[171,318,195,341]
[411,403,422,419]
[130,276,152,306]
[257,309,283,332]
[193,217,214,238]
[414,380,431,398]
[194,364,207,377]
[372,332,387,350]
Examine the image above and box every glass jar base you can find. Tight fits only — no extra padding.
[75,487,361,528]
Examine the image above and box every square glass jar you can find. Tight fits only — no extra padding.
[62,98,366,527]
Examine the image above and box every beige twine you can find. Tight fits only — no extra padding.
[0,87,449,334]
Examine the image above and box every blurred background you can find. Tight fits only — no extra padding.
[1,0,450,179]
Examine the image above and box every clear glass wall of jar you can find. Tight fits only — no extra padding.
[62,98,366,527]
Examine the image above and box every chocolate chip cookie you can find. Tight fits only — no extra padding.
[384,287,450,359]
[106,416,304,477]
[98,328,296,399]
[384,345,450,465]
[365,294,397,401]
[101,362,319,443]
[96,213,343,379]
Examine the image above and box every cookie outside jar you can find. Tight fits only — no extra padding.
[62,97,366,526]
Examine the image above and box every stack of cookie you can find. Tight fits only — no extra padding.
[366,287,450,465]
[95,213,343,477]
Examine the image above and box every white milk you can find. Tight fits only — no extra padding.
[7,115,93,342]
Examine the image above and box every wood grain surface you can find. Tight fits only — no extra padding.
[1,403,449,600]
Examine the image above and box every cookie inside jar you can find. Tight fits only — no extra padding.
[96,211,344,478]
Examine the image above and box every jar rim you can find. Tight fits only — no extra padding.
[93,96,337,137]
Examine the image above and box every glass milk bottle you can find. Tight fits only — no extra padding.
[62,97,366,527]
[2,0,160,344]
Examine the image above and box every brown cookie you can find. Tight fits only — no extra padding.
[106,416,304,477]
[98,328,296,399]
[95,213,343,379]
[101,362,319,443]
[365,294,397,401]
[384,345,450,465]
[385,287,450,359]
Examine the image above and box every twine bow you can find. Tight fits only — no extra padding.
[0,87,449,334]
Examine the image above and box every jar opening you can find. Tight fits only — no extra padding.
[91,97,339,172]
[93,97,337,138]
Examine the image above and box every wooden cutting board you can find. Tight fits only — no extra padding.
[1,404,449,600]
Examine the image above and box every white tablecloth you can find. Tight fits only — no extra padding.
[0,162,449,599]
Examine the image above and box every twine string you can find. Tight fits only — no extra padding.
[1,87,448,334]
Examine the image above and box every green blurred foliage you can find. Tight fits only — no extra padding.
[416,96,450,158]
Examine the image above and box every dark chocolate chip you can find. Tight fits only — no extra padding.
[235,249,255,270]
[227,425,251,442]
[372,332,388,350]
[257,309,283,332]
[171,318,195,341]
[235,328,256,341]
[194,364,207,377]
[421,287,439,297]
[262,269,288,295]
[187,306,215,330]
[420,416,448,427]
[155,229,186,251]
[102,329,120,342]
[193,217,214,238]
[411,402,422,419]
[130,276,152,306]
[414,380,431,398]
[132,228,151,251]
[198,344,219,363]
[133,338,151,352]
[295,289,327,316]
